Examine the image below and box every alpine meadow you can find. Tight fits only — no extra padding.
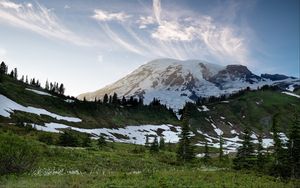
[0,0,299,187]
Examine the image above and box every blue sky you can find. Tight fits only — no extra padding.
[0,0,299,96]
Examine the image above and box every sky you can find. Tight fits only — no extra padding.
[0,0,299,96]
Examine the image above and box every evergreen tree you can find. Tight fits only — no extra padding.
[58,131,79,147]
[203,141,211,165]
[256,133,266,170]
[97,135,106,148]
[219,134,224,161]
[59,83,65,95]
[112,93,118,104]
[0,61,8,74]
[150,136,159,153]
[103,94,108,104]
[20,75,24,82]
[288,112,300,178]
[25,75,28,84]
[82,135,91,147]
[109,95,112,104]
[233,128,255,170]
[13,68,18,79]
[45,80,50,90]
[121,96,127,105]
[176,103,195,162]
[9,70,14,78]
[159,136,165,150]
[271,114,288,177]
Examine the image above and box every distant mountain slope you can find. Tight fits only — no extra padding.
[78,58,299,110]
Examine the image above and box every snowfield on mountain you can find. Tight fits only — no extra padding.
[78,58,299,110]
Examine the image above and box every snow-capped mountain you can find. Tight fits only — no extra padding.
[78,58,299,110]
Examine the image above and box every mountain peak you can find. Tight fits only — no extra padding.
[78,58,297,110]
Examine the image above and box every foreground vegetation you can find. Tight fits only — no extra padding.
[0,126,299,187]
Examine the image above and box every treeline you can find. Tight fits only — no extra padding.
[0,61,65,95]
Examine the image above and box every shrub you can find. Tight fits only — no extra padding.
[0,133,40,175]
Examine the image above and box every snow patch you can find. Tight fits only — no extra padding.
[282,91,300,98]
[0,94,81,122]
[26,88,52,96]
[30,123,181,145]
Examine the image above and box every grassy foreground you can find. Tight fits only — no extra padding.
[0,133,299,188]
[1,170,297,188]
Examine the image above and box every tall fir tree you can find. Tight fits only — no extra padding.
[203,141,211,165]
[288,112,300,178]
[219,134,224,161]
[271,114,288,178]
[233,127,255,170]
[176,103,195,162]
[256,133,266,170]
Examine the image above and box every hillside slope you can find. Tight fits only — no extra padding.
[1,74,300,152]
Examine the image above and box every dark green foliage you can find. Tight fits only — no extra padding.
[159,136,165,150]
[233,128,256,170]
[176,103,195,162]
[219,134,224,161]
[0,133,40,175]
[58,131,80,147]
[203,141,211,165]
[103,94,109,104]
[38,133,55,145]
[256,134,266,170]
[150,136,159,153]
[271,114,289,178]
[288,112,300,178]
[97,135,107,148]
[82,134,92,147]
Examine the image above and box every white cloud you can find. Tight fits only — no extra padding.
[153,0,161,24]
[0,0,21,10]
[0,0,92,46]
[137,16,155,29]
[92,9,131,22]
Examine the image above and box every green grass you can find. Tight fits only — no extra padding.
[1,170,298,188]
[0,125,299,187]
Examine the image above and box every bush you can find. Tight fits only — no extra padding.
[0,133,40,175]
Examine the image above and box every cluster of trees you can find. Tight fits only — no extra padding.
[145,136,165,153]
[1,61,66,95]
[232,113,300,179]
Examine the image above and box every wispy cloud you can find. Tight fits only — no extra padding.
[91,0,252,64]
[92,9,131,22]
[0,0,92,46]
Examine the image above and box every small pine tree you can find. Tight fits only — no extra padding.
[103,94,108,104]
[203,141,211,165]
[97,135,106,148]
[45,80,50,90]
[112,93,118,104]
[219,134,224,161]
[0,61,8,74]
[159,136,165,150]
[150,136,159,153]
[13,68,18,79]
[82,135,91,147]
